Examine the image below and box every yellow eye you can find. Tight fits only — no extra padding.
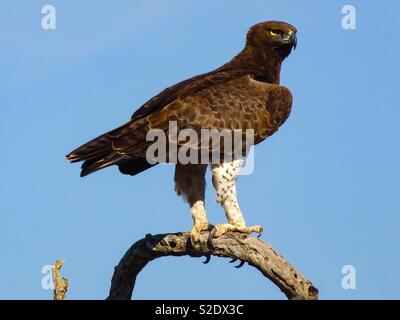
[269,29,278,37]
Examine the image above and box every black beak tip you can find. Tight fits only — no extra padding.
[292,34,297,50]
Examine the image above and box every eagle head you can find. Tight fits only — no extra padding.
[247,21,297,59]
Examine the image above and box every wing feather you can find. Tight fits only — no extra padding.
[66,71,292,176]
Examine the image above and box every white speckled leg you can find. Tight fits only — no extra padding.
[211,159,245,226]
[210,159,263,240]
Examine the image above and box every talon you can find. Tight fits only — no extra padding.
[229,258,238,263]
[203,254,211,264]
[207,227,218,250]
[257,227,264,238]
[186,238,193,252]
[189,234,199,249]
[189,222,211,248]
[235,260,245,268]
[186,235,198,252]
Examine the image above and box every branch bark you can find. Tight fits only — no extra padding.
[107,231,318,300]
[52,259,69,300]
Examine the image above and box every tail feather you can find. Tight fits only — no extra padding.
[80,153,130,177]
[66,133,113,163]
[67,121,156,177]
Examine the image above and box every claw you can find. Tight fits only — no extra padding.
[202,254,211,264]
[186,236,194,252]
[189,223,212,250]
[187,233,201,252]
[257,227,264,238]
[189,236,197,250]
[207,227,218,250]
[235,260,245,268]
[229,258,238,263]
[190,238,198,249]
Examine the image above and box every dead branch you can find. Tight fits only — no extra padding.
[107,231,318,300]
[52,259,69,300]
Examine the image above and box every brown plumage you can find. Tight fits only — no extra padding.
[67,21,297,177]
[67,21,298,245]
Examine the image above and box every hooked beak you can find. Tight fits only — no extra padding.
[273,29,297,58]
[291,32,297,50]
[283,30,297,50]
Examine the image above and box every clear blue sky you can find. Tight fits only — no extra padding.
[1,0,399,299]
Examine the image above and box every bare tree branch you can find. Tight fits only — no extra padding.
[107,231,318,300]
[52,259,69,300]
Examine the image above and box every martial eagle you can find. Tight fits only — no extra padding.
[67,21,297,246]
